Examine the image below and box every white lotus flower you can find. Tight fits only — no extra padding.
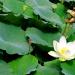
[48,36,75,61]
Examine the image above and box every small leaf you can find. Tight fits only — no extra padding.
[67,23,75,41]
[54,3,66,19]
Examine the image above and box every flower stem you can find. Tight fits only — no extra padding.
[62,23,72,37]
[60,0,64,4]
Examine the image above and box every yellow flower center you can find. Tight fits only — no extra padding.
[59,47,68,54]
[58,47,69,61]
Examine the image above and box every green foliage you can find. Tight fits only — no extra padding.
[0,0,75,75]
[0,22,32,55]
[0,60,13,75]
[25,0,63,26]
[34,60,60,75]
[61,60,75,75]
[64,0,75,2]
[34,65,60,75]
[25,27,61,47]
[2,0,34,18]
[9,55,38,75]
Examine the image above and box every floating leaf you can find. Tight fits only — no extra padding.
[2,0,33,18]
[25,0,63,25]
[35,65,60,75]
[9,54,38,75]
[61,60,75,75]
[0,22,32,55]
[44,59,60,70]
[0,60,13,75]
[25,27,61,47]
